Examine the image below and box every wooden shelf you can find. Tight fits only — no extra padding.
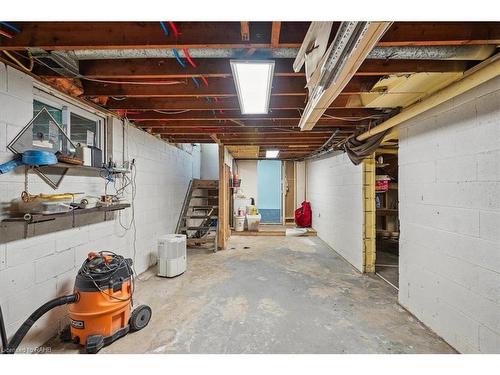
[36,162,130,174]
[2,203,130,224]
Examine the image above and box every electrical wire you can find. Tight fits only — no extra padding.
[168,22,180,39]
[191,76,200,88]
[0,29,13,38]
[78,251,134,302]
[182,48,197,68]
[153,109,191,115]
[2,50,34,72]
[159,21,169,36]
[31,53,185,86]
[172,48,186,68]
[321,113,383,122]
[200,76,209,87]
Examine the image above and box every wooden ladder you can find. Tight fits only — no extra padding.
[176,179,219,252]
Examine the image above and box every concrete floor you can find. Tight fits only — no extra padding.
[48,236,455,354]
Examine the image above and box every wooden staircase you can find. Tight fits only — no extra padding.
[176,179,219,252]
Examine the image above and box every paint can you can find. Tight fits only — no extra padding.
[234,216,245,232]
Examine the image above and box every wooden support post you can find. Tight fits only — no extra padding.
[217,144,228,250]
[363,155,376,273]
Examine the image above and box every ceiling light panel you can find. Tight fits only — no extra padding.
[230,60,275,114]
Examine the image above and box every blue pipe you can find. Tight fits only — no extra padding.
[172,48,186,68]
[159,21,169,36]
[0,22,21,33]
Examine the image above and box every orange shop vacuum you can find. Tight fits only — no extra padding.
[0,251,152,354]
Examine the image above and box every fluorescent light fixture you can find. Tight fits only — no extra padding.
[230,60,275,114]
[266,150,279,158]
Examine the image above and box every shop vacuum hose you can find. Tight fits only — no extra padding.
[1,293,78,354]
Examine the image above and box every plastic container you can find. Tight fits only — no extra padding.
[157,234,187,277]
[246,213,261,231]
[234,216,245,232]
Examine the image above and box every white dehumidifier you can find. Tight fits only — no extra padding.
[157,234,187,277]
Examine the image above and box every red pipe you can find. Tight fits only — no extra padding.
[182,48,197,68]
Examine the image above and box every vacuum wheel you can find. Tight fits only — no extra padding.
[130,304,152,331]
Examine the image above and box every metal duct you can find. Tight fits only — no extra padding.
[50,45,495,61]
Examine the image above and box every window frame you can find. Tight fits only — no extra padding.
[33,89,106,153]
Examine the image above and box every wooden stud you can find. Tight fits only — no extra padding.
[271,22,281,48]
[240,22,250,41]
[363,155,376,273]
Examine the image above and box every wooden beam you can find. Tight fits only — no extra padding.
[36,59,470,80]
[136,121,360,133]
[210,133,221,145]
[381,22,500,46]
[2,22,499,51]
[240,22,250,41]
[125,108,390,121]
[105,95,352,110]
[356,59,470,76]
[81,76,380,97]
[0,22,282,50]
[152,128,348,135]
[271,22,282,48]
[135,121,365,130]
[299,22,392,131]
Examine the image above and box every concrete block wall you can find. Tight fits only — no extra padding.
[398,76,500,353]
[0,64,198,350]
[200,143,219,180]
[306,152,364,271]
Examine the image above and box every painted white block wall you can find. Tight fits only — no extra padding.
[0,64,198,350]
[295,161,306,208]
[236,160,258,202]
[306,152,364,271]
[200,143,219,180]
[398,77,500,353]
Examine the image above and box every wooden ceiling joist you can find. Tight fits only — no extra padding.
[271,22,282,48]
[34,59,471,80]
[81,76,380,97]
[240,22,250,41]
[134,121,368,129]
[151,129,352,136]
[2,22,498,51]
[4,21,496,159]
[124,108,390,121]
[105,95,352,110]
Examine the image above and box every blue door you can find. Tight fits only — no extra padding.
[257,160,282,223]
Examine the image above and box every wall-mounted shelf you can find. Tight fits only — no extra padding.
[2,203,130,224]
[37,162,130,174]
[0,203,130,243]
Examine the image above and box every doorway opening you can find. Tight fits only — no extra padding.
[257,160,282,224]
[374,150,399,289]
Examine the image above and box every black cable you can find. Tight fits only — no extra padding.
[78,251,134,302]
[5,294,78,354]
[0,305,8,353]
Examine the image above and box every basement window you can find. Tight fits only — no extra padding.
[33,95,104,152]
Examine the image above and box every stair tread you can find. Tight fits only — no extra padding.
[191,195,219,199]
[189,205,218,208]
[181,226,217,230]
[184,215,218,219]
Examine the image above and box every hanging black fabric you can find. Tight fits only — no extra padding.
[344,130,389,165]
